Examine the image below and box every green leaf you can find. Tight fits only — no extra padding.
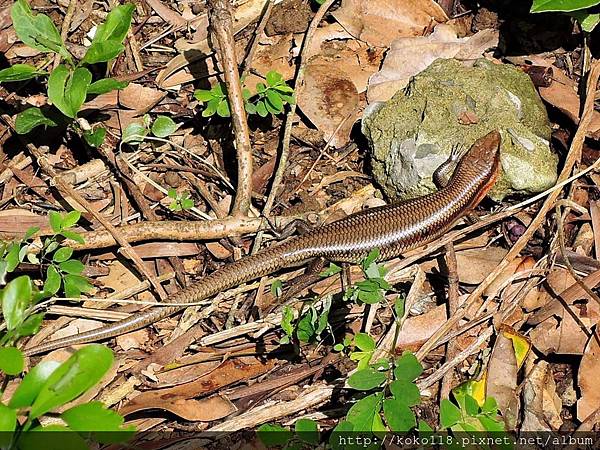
[53,247,73,263]
[571,10,600,31]
[281,305,294,337]
[245,102,257,114]
[1,275,31,331]
[14,107,57,134]
[464,394,480,416]
[60,230,85,244]
[216,99,230,117]
[418,419,433,433]
[61,211,80,229]
[0,403,16,432]
[18,424,89,450]
[194,89,213,102]
[266,70,283,86]
[0,64,46,82]
[256,423,292,447]
[47,65,91,118]
[83,127,106,147]
[264,98,281,115]
[346,392,382,432]
[11,0,69,58]
[440,399,462,428]
[82,41,124,64]
[478,415,506,433]
[49,211,62,233]
[354,332,375,352]
[362,248,380,270]
[24,226,40,240]
[9,360,61,408]
[296,310,316,342]
[273,83,294,94]
[0,404,15,448]
[389,380,421,406]
[5,243,20,272]
[151,115,178,138]
[59,259,84,275]
[482,396,498,414]
[122,122,148,144]
[16,312,44,337]
[29,344,114,420]
[266,89,284,112]
[63,274,91,298]
[0,346,24,375]
[383,398,416,432]
[347,368,386,391]
[87,78,128,95]
[92,3,134,44]
[61,401,135,442]
[255,100,268,117]
[530,0,600,12]
[357,288,383,304]
[43,265,61,296]
[295,418,319,444]
[394,352,423,382]
[0,404,15,449]
[329,420,354,450]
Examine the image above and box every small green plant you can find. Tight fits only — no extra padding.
[167,188,195,212]
[194,70,295,118]
[340,249,391,305]
[336,351,424,438]
[0,344,134,449]
[0,211,91,349]
[257,419,320,449]
[279,296,332,345]
[122,114,179,145]
[0,1,134,141]
[531,0,600,32]
[439,390,506,436]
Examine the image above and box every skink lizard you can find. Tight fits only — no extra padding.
[24,130,501,356]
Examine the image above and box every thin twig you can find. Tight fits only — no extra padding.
[207,0,253,216]
[240,0,275,79]
[53,0,77,69]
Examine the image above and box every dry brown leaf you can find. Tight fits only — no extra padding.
[155,360,222,388]
[119,357,275,416]
[244,33,296,89]
[145,0,187,27]
[486,328,519,429]
[395,305,446,352]
[121,394,236,422]
[577,329,600,421]
[529,271,600,355]
[205,241,232,260]
[298,61,361,148]
[116,329,150,352]
[452,247,508,285]
[303,23,385,93]
[539,66,600,139]
[82,91,118,111]
[331,0,447,48]
[119,83,165,115]
[522,358,562,431]
[367,24,499,102]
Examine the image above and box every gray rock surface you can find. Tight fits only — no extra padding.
[361,58,558,202]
